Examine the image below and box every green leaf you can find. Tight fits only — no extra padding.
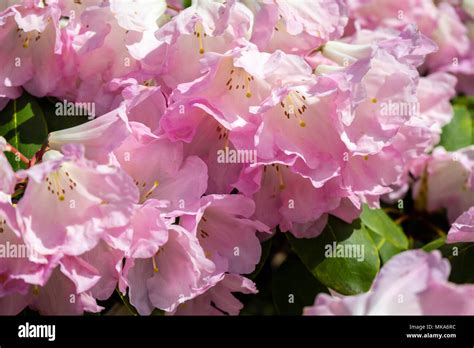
[288,217,380,295]
[440,104,473,151]
[452,96,474,110]
[0,95,48,170]
[360,205,408,249]
[182,0,192,9]
[368,229,404,264]
[422,237,446,252]
[272,257,328,315]
[248,238,272,280]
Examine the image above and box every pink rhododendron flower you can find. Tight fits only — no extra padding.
[447,207,474,243]
[114,122,208,212]
[250,0,348,55]
[0,1,63,96]
[131,0,253,90]
[48,104,131,163]
[411,146,474,223]
[173,274,257,315]
[124,225,219,315]
[16,144,138,256]
[180,194,269,274]
[1,0,473,319]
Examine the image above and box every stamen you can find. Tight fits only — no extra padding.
[152,255,159,273]
[226,68,254,98]
[275,165,285,190]
[23,35,30,48]
[46,169,75,202]
[193,22,206,54]
[200,229,209,239]
[141,180,159,203]
[280,91,308,127]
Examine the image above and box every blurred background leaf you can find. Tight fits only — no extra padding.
[288,217,380,295]
[440,104,473,151]
[0,94,48,170]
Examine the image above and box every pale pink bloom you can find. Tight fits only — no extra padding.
[0,209,58,298]
[160,99,249,194]
[0,84,21,111]
[131,0,253,90]
[234,162,344,237]
[171,45,291,130]
[425,2,470,71]
[48,104,131,163]
[348,0,471,73]
[173,274,257,315]
[28,267,103,315]
[0,2,64,96]
[347,0,438,33]
[447,207,474,243]
[16,144,138,256]
[180,194,269,274]
[124,225,219,315]
[78,240,125,301]
[114,122,208,212]
[109,0,166,32]
[120,83,167,132]
[305,250,474,315]
[411,146,474,223]
[249,0,348,55]
[0,292,29,315]
[414,72,457,146]
[105,199,169,259]
[53,3,151,114]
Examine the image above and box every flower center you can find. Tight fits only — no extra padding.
[263,164,286,191]
[135,180,160,203]
[17,29,41,48]
[280,91,307,127]
[216,125,229,148]
[226,68,254,98]
[46,169,77,202]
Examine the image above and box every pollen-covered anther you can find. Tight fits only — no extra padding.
[200,229,209,239]
[152,254,159,273]
[142,79,156,87]
[18,30,41,48]
[216,125,230,148]
[280,91,308,127]
[193,21,207,54]
[140,180,160,203]
[226,68,254,98]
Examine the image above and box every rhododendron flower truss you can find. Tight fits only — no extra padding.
[0,0,473,318]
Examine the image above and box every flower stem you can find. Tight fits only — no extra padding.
[4,143,30,165]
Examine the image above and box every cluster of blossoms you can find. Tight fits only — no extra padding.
[0,0,473,315]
